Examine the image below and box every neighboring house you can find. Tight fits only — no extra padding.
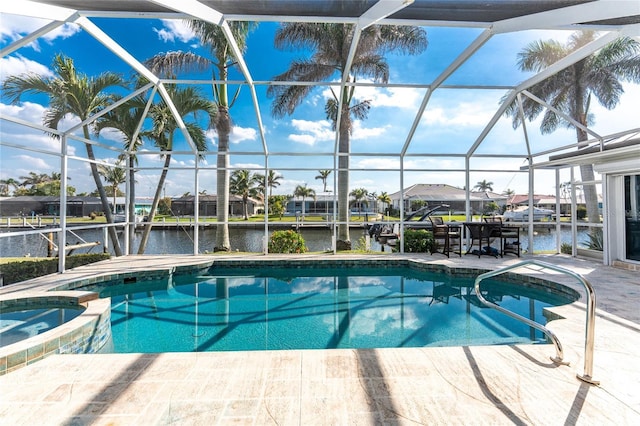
[112,197,153,215]
[171,194,262,217]
[0,196,103,217]
[286,194,336,216]
[389,184,507,215]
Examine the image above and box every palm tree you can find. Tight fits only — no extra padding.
[473,180,494,192]
[268,23,427,250]
[229,169,262,220]
[349,187,369,216]
[94,91,147,250]
[0,178,20,196]
[146,21,256,252]
[502,188,515,197]
[20,172,49,187]
[266,170,282,197]
[97,161,126,214]
[507,31,640,223]
[378,191,391,218]
[137,84,216,254]
[3,54,125,255]
[315,169,332,193]
[293,184,316,218]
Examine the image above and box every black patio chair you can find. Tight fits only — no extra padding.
[429,216,461,257]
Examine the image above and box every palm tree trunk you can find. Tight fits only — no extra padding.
[336,110,351,250]
[576,120,600,224]
[83,126,122,256]
[578,136,600,223]
[215,105,231,251]
[137,155,171,254]
[127,156,136,254]
[243,196,248,220]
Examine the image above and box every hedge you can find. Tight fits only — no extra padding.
[0,253,110,286]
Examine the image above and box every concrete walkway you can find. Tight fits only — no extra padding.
[1,254,639,425]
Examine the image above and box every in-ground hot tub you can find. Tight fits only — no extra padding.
[0,292,111,375]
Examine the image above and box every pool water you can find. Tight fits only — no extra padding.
[90,267,576,353]
[0,305,85,348]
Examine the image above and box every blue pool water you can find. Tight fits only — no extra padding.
[88,267,576,353]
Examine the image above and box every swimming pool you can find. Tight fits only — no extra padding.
[83,264,579,353]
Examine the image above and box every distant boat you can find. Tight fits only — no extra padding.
[504,206,554,222]
[114,214,144,223]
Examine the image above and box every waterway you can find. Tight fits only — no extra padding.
[1,224,590,257]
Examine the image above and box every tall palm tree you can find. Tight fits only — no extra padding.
[473,180,494,192]
[94,91,147,250]
[507,31,640,223]
[378,191,391,218]
[137,84,216,254]
[268,23,427,250]
[3,54,125,255]
[97,161,126,213]
[293,184,316,218]
[349,187,369,216]
[267,170,282,197]
[229,169,262,220]
[315,169,332,193]
[146,21,256,252]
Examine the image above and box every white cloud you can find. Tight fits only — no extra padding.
[206,126,258,145]
[422,101,494,127]
[231,162,263,170]
[154,19,196,43]
[287,119,334,146]
[0,15,79,51]
[230,126,258,144]
[42,23,81,43]
[320,80,423,110]
[351,120,389,140]
[0,102,79,155]
[0,55,53,83]
[14,155,51,171]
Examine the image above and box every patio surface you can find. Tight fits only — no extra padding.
[1,253,639,425]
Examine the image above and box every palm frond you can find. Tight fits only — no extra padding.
[145,50,212,77]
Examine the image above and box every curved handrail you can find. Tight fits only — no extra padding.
[473,259,599,385]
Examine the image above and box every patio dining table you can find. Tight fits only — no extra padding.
[463,222,502,257]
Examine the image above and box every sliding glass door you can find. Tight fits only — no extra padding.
[624,175,640,261]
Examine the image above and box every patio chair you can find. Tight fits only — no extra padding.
[429,216,461,257]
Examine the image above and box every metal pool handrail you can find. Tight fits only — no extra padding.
[473,259,599,385]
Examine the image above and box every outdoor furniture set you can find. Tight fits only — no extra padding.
[428,216,520,258]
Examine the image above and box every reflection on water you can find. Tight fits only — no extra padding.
[0,225,588,257]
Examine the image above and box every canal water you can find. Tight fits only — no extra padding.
[1,225,590,257]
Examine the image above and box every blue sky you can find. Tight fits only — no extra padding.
[1,13,638,199]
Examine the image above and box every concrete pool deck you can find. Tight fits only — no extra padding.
[0,253,639,424]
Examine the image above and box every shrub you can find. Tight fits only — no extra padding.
[352,235,375,253]
[576,205,587,220]
[0,253,110,285]
[560,242,573,254]
[583,228,603,251]
[268,230,307,253]
[403,228,436,253]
